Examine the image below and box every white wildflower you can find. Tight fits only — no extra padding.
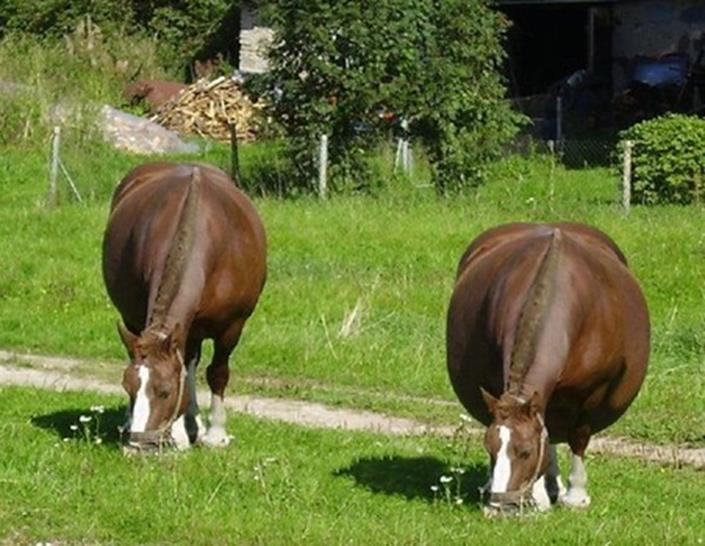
[430,485,440,492]
[90,405,105,414]
[94,438,103,445]
[440,475,453,484]
[79,415,92,423]
[69,424,79,431]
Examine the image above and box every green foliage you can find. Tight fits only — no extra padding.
[0,29,166,99]
[408,0,525,193]
[0,0,130,37]
[262,0,522,194]
[620,114,705,205]
[0,30,166,149]
[131,0,240,74]
[0,0,239,75]
[0,91,48,147]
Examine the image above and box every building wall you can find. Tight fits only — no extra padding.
[613,0,705,92]
[239,2,274,74]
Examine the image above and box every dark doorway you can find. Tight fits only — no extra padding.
[500,3,612,97]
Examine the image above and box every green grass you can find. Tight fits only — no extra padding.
[1,145,705,445]
[2,386,705,545]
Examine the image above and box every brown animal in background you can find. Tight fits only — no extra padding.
[122,80,188,112]
[446,222,649,515]
[102,161,267,453]
[193,58,221,80]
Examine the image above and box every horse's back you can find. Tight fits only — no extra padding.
[447,222,649,436]
[103,161,266,336]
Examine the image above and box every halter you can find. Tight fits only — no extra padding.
[487,412,548,511]
[127,349,186,451]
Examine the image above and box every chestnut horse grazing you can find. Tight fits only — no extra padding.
[446,222,649,515]
[103,161,266,452]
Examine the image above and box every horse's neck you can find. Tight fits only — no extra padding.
[146,257,205,335]
[508,311,572,408]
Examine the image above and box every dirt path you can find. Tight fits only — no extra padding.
[2,350,705,469]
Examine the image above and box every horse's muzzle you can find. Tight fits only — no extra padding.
[122,430,174,455]
[483,500,521,518]
[483,491,533,518]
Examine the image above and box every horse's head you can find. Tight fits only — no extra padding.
[118,322,187,453]
[480,389,549,516]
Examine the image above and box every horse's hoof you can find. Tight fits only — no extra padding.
[201,429,232,448]
[560,491,591,509]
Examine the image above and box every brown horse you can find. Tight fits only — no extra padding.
[102,161,266,452]
[122,80,187,113]
[446,222,649,515]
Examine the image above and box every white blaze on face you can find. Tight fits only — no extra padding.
[491,425,513,493]
[131,366,151,433]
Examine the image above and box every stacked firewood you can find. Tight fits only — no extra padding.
[151,76,263,142]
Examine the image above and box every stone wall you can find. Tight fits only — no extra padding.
[239,1,274,74]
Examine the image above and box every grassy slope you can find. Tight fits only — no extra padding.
[1,146,704,444]
[1,386,704,545]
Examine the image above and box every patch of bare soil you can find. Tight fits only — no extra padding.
[2,351,705,469]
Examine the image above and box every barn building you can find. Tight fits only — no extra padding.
[235,0,705,132]
[497,0,705,97]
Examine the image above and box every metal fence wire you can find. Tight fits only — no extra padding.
[505,135,619,169]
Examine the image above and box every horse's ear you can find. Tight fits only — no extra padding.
[117,322,138,360]
[481,387,498,415]
[523,391,542,416]
[162,323,182,354]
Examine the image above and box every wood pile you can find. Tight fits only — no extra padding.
[151,76,263,142]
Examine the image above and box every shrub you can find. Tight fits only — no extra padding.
[262,0,523,194]
[620,114,705,205]
[0,1,239,76]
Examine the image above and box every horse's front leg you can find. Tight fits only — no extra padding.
[171,340,204,450]
[202,321,244,448]
[562,429,591,508]
[544,444,567,504]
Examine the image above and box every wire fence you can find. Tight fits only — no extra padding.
[43,99,641,214]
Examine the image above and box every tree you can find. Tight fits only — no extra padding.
[262,0,524,193]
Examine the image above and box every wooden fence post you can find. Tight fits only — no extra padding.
[47,126,61,207]
[622,140,633,215]
[318,134,328,199]
[394,118,411,175]
[229,122,241,185]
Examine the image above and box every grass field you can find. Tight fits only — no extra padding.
[2,386,705,545]
[4,28,705,546]
[1,143,705,447]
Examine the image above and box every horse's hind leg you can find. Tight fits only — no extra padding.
[202,320,244,447]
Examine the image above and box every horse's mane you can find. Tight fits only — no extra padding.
[148,167,202,328]
[506,228,563,393]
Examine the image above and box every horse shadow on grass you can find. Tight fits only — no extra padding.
[334,455,487,510]
[31,405,128,449]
